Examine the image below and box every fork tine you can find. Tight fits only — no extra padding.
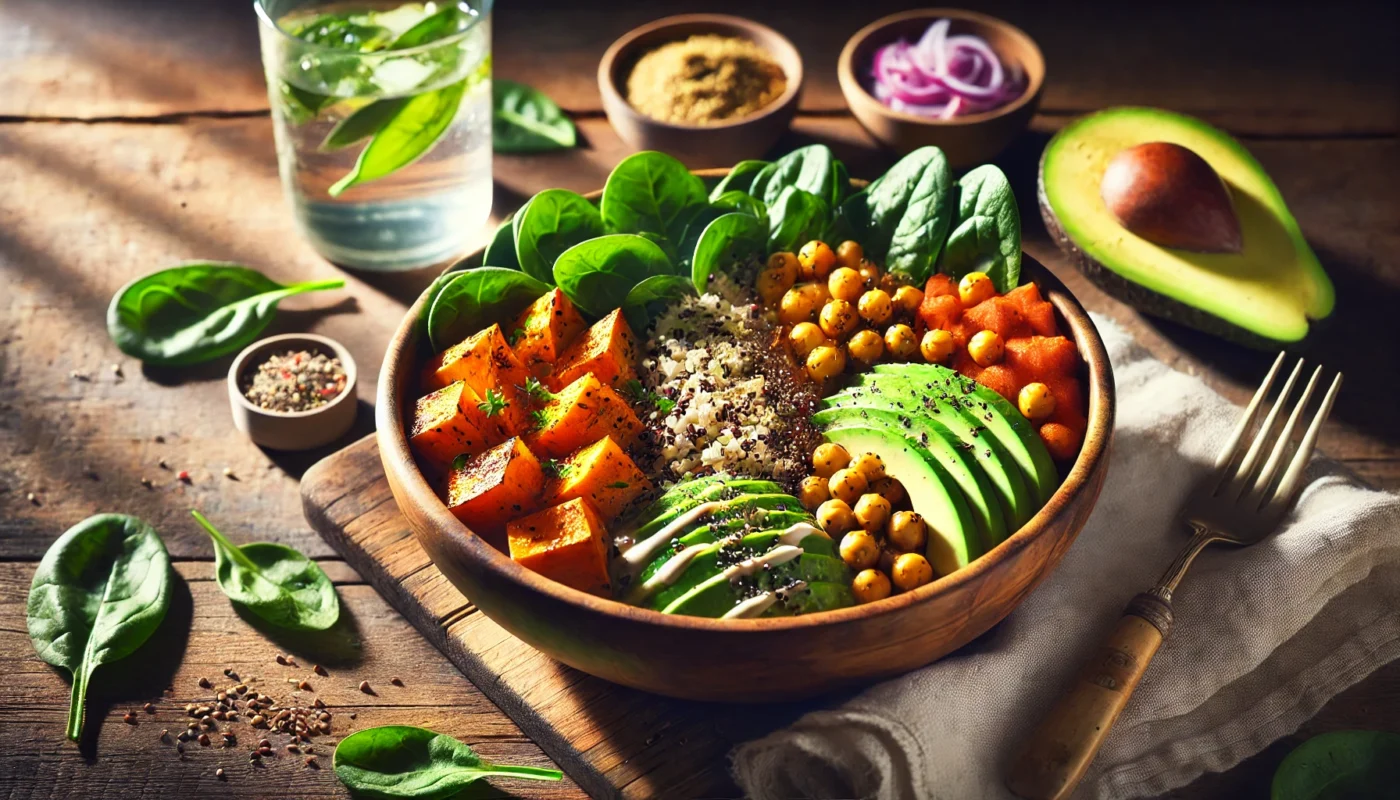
[1213,351,1286,476]
[1246,365,1322,507]
[1228,357,1304,497]
[1264,371,1343,514]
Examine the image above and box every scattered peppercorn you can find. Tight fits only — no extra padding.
[123,712,137,724]
[198,677,212,689]
[313,664,328,677]
[140,477,154,489]
[390,676,404,687]
[359,681,372,694]
[143,702,156,713]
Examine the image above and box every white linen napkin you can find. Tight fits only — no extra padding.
[732,315,1400,799]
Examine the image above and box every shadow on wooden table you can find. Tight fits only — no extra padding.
[261,398,377,480]
[234,590,367,669]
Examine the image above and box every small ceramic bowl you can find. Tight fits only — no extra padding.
[598,14,803,168]
[839,9,1045,168]
[228,333,358,451]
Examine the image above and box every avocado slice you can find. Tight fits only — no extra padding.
[1039,107,1334,346]
[624,478,784,544]
[634,524,835,610]
[819,423,980,574]
[764,581,857,616]
[661,552,853,617]
[813,407,1007,551]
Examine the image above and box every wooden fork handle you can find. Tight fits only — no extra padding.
[1006,591,1175,800]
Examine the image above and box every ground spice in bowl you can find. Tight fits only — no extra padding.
[241,349,347,414]
[625,34,787,125]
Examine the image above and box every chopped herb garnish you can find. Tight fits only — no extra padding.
[530,408,548,431]
[509,327,527,345]
[451,453,469,470]
[542,459,572,479]
[605,481,630,489]
[476,389,509,417]
[522,377,552,403]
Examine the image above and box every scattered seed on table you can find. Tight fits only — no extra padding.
[123,712,137,725]
[26,492,39,506]
[286,744,299,754]
[349,713,357,720]
[186,721,199,730]
[199,733,212,747]
[235,684,248,694]
[154,435,165,443]
[251,715,265,727]
[305,756,318,769]
[223,467,238,480]
[359,681,372,694]
[176,743,185,754]
[177,470,191,483]
[223,668,238,679]
[160,729,170,741]
[158,458,169,470]
[185,703,197,715]
[70,370,90,381]
[112,363,124,379]
[298,681,312,691]
[313,664,328,677]
[215,768,225,780]
[198,677,212,689]
[275,655,288,666]
[312,698,325,709]
[140,477,153,489]
[390,676,404,687]
[143,702,156,713]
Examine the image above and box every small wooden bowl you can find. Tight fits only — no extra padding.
[377,170,1113,702]
[598,14,803,168]
[229,333,357,451]
[838,9,1045,168]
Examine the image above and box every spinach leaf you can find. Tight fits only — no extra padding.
[708,159,769,201]
[334,725,561,799]
[329,77,467,197]
[513,189,603,283]
[759,145,843,209]
[692,212,767,293]
[936,164,1021,291]
[321,96,410,151]
[481,211,519,270]
[599,151,706,239]
[191,510,339,632]
[1273,731,1400,800]
[107,263,344,367]
[493,79,576,153]
[414,268,466,341]
[830,188,870,246]
[863,146,947,260]
[552,234,672,316]
[885,151,955,284]
[292,15,393,51]
[27,514,170,741]
[670,204,728,272]
[390,3,472,48]
[710,190,766,219]
[428,267,550,351]
[622,274,696,332]
[767,187,831,253]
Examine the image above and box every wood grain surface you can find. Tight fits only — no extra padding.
[2,0,1397,796]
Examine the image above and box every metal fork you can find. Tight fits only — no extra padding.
[1006,353,1343,800]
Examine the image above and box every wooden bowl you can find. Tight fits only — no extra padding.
[597,14,803,169]
[838,9,1045,168]
[376,170,1114,702]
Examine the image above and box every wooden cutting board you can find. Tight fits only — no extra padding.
[301,435,823,800]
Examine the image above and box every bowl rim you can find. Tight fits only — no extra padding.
[838,8,1046,128]
[596,13,805,133]
[229,332,358,420]
[377,168,1113,633]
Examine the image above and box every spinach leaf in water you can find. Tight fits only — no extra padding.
[767,186,831,253]
[27,514,170,741]
[692,212,767,293]
[329,77,468,197]
[710,190,766,219]
[936,164,1021,291]
[493,79,576,153]
[1272,731,1400,800]
[885,150,955,284]
[552,234,672,316]
[192,511,339,631]
[759,145,844,209]
[708,159,770,201]
[390,3,472,48]
[334,725,561,799]
[513,189,604,283]
[622,274,696,333]
[481,211,519,270]
[107,263,344,366]
[428,267,550,351]
[322,96,411,151]
[863,146,948,261]
[599,151,707,239]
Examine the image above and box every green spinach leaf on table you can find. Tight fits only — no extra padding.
[692,212,767,293]
[27,514,171,741]
[767,186,831,254]
[428,267,551,351]
[107,262,344,367]
[599,151,707,240]
[708,159,770,201]
[552,234,672,316]
[622,274,697,333]
[192,510,340,632]
[493,79,577,153]
[334,725,561,799]
[884,149,955,284]
[1272,730,1400,800]
[513,189,604,283]
[329,77,468,197]
[710,190,766,219]
[936,164,1021,291]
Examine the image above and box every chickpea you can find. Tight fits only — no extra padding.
[849,452,886,483]
[852,568,892,604]
[858,289,894,326]
[812,442,850,477]
[779,286,819,325]
[816,498,855,536]
[798,240,837,281]
[891,552,935,592]
[839,530,880,570]
[757,266,795,306]
[847,329,885,365]
[1040,422,1082,461]
[884,324,918,360]
[1019,382,1057,421]
[959,271,996,307]
[857,259,882,287]
[788,322,826,360]
[828,267,865,302]
[806,344,847,381]
[767,251,800,279]
[871,476,905,507]
[798,475,830,512]
[819,299,859,338]
[887,511,927,552]
[835,240,864,270]
[853,493,892,534]
[828,467,869,505]
[893,284,924,315]
[968,329,1005,366]
[920,329,954,363]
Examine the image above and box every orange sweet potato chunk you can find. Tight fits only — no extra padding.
[919,293,963,332]
[420,324,531,434]
[962,296,1032,340]
[409,381,512,473]
[507,497,611,596]
[1005,283,1059,337]
[525,373,643,459]
[510,288,587,373]
[1005,335,1080,380]
[923,274,958,299]
[545,309,639,391]
[545,436,652,522]
[446,437,545,544]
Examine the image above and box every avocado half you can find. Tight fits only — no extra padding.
[1038,107,1334,347]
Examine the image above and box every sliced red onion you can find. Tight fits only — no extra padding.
[868,18,1022,118]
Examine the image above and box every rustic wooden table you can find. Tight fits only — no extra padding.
[2,0,1396,796]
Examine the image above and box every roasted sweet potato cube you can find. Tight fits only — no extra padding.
[919,293,963,332]
[1005,335,1080,379]
[510,288,587,373]
[420,324,531,434]
[545,436,652,522]
[524,373,643,459]
[507,498,611,596]
[962,296,1032,340]
[923,273,958,299]
[409,381,512,472]
[446,437,545,544]
[545,309,638,391]
[1005,283,1059,337]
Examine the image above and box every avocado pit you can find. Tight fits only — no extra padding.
[1100,141,1243,254]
